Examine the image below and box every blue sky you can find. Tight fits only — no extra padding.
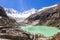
[0,0,59,12]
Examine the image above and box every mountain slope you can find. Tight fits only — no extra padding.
[25,4,60,28]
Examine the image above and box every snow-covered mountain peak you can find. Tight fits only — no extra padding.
[4,8,21,14]
[4,4,59,22]
[5,8,37,17]
[22,8,37,14]
[5,8,37,22]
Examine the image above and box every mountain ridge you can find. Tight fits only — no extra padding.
[4,4,59,23]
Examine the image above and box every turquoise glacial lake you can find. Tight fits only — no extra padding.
[21,26,60,37]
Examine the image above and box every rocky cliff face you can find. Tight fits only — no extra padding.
[26,4,60,28]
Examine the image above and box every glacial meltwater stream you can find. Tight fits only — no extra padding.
[20,26,60,37]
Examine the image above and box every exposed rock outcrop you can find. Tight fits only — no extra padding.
[0,6,8,18]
